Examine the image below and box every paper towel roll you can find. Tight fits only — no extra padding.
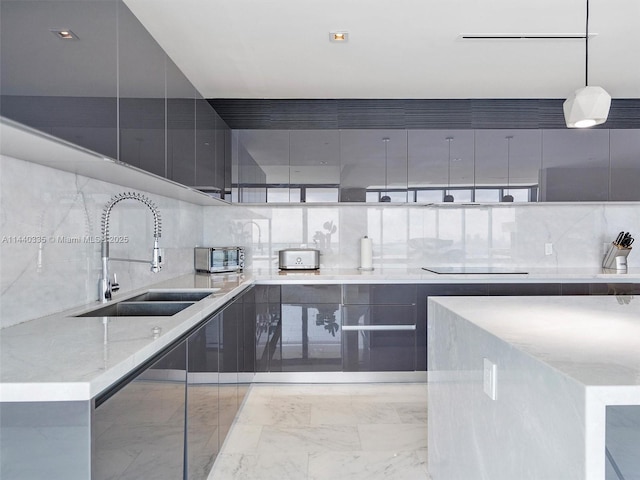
[360,236,373,270]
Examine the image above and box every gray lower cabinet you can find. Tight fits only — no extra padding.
[342,285,417,372]
[255,284,420,373]
[279,285,342,372]
[92,287,254,480]
[186,312,221,480]
[254,285,282,373]
[185,287,254,479]
[93,341,187,480]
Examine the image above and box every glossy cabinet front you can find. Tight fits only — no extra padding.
[91,288,254,480]
[93,341,187,480]
[185,288,253,479]
[256,284,420,373]
[0,0,230,196]
[255,285,282,372]
[186,314,221,480]
[279,285,342,372]
[342,285,417,372]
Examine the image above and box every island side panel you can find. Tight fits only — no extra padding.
[0,400,92,480]
[427,299,587,480]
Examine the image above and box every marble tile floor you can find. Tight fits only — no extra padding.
[208,383,430,480]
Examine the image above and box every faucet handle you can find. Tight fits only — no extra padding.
[111,273,120,293]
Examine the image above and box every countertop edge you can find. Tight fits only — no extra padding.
[4,267,640,403]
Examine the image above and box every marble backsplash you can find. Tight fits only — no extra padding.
[4,151,640,328]
[0,155,203,328]
[203,203,640,273]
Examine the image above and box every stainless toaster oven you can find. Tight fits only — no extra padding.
[194,247,244,273]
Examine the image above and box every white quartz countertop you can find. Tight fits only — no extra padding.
[430,295,640,388]
[252,266,640,283]
[3,266,640,403]
[0,273,252,402]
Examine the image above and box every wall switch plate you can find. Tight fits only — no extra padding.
[483,358,498,400]
[544,243,553,256]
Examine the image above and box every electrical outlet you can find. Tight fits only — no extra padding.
[483,358,497,400]
[544,243,553,256]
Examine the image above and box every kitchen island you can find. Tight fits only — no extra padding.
[428,295,640,480]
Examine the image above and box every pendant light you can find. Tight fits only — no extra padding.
[502,135,514,202]
[443,136,454,202]
[380,137,391,202]
[563,0,611,128]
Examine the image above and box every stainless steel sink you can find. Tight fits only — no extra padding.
[76,301,195,317]
[126,289,220,302]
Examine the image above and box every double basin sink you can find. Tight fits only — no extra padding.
[76,289,220,317]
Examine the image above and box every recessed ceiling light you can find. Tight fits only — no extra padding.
[330,31,348,43]
[51,29,79,40]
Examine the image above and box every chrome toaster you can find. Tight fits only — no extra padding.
[278,248,320,270]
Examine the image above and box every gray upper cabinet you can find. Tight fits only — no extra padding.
[0,0,118,159]
[215,110,229,196]
[610,129,640,201]
[195,95,217,189]
[539,129,610,201]
[167,58,196,186]
[474,129,541,202]
[340,129,408,202]
[232,127,640,203]
[1,0,231,197]
[291,130,340,202]
[408,130,474,203]
[118,1,166,176]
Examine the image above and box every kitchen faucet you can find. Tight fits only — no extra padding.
[98,192,162,302]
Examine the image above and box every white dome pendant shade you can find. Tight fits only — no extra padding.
[563,86,611,128]
[563,0,611,128]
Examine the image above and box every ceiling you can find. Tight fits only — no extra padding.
[124,0,640,100]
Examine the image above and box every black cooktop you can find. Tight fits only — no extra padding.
[422,267,529,275]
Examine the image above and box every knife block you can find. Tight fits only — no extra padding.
[602,243,632,270]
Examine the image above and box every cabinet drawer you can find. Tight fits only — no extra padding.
[343,330,416,372]
[281,284,341,304]
[342,304,416,327]
[343,284,416,305]
[254,285,281,304]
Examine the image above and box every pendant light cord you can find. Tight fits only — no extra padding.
[384,139,388,192]
[446,137,452,190]
[585,0,589,86]
[383,137,389,194]
[506,135,513,192]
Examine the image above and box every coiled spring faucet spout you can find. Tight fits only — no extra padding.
[99,192,162,302]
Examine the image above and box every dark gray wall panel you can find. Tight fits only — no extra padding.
[209,98,640,130]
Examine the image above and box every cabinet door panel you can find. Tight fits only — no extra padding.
[187,317,220,480]
[255,301,281,373]
[167,57,195,186]
[118,2,165,174]
[94,341,186,480]
[280,303,342,371]
[195,96,216,188]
